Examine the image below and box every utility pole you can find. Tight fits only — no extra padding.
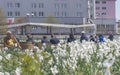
[87,0,96,34]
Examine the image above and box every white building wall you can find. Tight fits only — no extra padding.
[0,0,95,34]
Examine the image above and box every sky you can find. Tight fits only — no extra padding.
[116,0,120,20]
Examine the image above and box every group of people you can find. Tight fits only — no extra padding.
[2,31,60,48]
[2,31,114,49]
[3,31,35,49]
[41,31,114,44]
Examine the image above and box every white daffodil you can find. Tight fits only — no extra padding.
[4,72,10,75]
[5,54,11,60]
[32,46,40,52]
[4,47,8,50]
[15,67,21,75]
[37,54,43,61]
[0,72,4,75]
[103,58,115,75]
[0,66,2,69]
[50,65,58,75]
[0,55,2,61]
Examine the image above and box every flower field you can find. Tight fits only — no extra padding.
[0,39,120,75]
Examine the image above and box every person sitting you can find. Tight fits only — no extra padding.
[50,34,60,44]
[99,34,105,42]
[80,31,88,43]
[26,33,34,44]
[94,35,99,43]
[89,35,95,42]
[41,36,49,43]
[3,31,21,48]
[108,31,114,41]
[67,33,76,43]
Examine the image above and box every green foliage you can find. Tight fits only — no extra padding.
[0,41,120,75]
[0,8,6,18]
[0,8,7,34]
[0,49,21,74]
[21,53,42,75]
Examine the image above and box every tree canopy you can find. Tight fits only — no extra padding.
[0,8,7,34]
[43,14,59,24]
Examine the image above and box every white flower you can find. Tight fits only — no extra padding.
[0,72,4,75]
[97,62,102,67]
[48,58,53,65]
[0,66,2,69]
[15,67,21,75]
[50,65,58,75]
[4,47,8,50]
[103,58,115,68]
[14,43,18,47]
[103,58,115,75]
[4,72,10,75]
[37,54,43,61]
[0,55,2,61]
[33,46,40,52]
[5,54,11,60]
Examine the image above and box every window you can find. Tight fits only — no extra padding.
[102,1,106,4]
[76,4,81,9]
[8,11,13,16]
[15,3,20,8]
[77,12,82,17]
[15,11,20,16]
[101,12,106,15]
[7,2,13,8]
[54,3,67,9]
[54,12,59,17]
[39,3,44,8]
[54,3,59,8]
[96,12,100,16]
[32,3,37,8]
[32,26,37,30]
[95,1,100,4]
[61,3,67,8]
[31,12,36,16]
[96,7,100,10]
[39,12,44,16]
[61,11,67,17]
[102,7,106,10]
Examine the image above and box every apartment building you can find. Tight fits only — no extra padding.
[94,0,117,34]
[0,0,95,34]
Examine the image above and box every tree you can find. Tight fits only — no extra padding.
[43,14,59,34]
[14,17,27,23]
[0,8,7,34]
[43,14,59,24]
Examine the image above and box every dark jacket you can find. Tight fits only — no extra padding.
[67,38,76,42]
[26,37,34,44]
[90,35,95,42]
[41,39,49,43]
[108,34,114,41]
[80,33,88,43]
[50,38,60,44]
[67,34,76,42]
